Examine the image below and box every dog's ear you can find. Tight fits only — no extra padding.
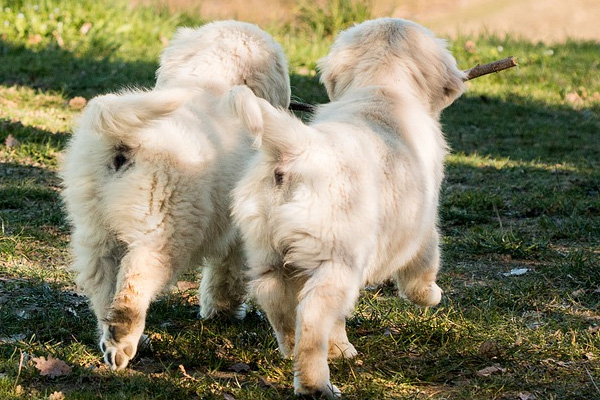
[432,39,466,112]
[82,89,189,147]
[317,52,355,101]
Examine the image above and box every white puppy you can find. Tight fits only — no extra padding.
[60,21,290,370]
[228,18,465,397]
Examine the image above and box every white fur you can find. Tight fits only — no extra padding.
[60,20,290,370]
[228,18,465,397]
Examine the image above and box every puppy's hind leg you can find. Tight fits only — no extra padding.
[199,243,247,320]
[72,234,123,336]
[294,261,360,399]
[395,230,443,307]
[101,246,175,370]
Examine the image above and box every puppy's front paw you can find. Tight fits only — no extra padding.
[100,322,141,370]
[294,376,342,399]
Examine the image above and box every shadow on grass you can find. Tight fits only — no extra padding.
[0,40,158,98]
[2,273,598,399]
[1,119,69,150]
[444,93,600,165]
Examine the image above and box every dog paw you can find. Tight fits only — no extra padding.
[294,376,342,399]
[100,324,141,370]
[328,341,357,359]
[199,302,248,320]
[275,333,295,358]
[406,282,442,307]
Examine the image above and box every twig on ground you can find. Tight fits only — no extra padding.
[585,366,600,395]
[15,350,24,388]
[288,56,518,113]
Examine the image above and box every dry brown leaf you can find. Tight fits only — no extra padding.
[565,92,584,107]
[32,355,72,378]
[49,391,65,400]
[476,365,506,377]
[80,22,92,35]
[228,362,250,373]
[465,40,477,53]
[28,34,42,45]
[478,340,500,359]
[68,96,87,109]
[176,281,199,292]
[5,134,21,148]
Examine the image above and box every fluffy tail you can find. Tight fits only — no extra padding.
[80,88,191,147]
[227,85,312,156]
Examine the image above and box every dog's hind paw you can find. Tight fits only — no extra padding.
[406,282,442,307]
[199,302,248,320]
[328,341,357,360]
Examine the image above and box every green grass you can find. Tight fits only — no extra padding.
[1,0,599,399]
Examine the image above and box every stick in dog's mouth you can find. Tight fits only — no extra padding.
[289,56,518,113]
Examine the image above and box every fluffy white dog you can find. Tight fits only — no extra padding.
[228,18,465,397]
[60,20,290,370]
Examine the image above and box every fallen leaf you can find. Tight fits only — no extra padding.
[32,355,72,378]
[52,30,64,48]
[5,134,20,148]
[476,365,506,377]
[28,34,42,45]
[223,393,236,400]
[565,92,583,107]
[258,375,275,388]
[80,22,92,35]
[49,391,65,400]
[583,352,595,360]
[229,362,250,373]
[465,40,477,53]
[478,340,500,359]
[176,281,199,292]
[571,288,586,297]
[68,96,87,109]
[589,325,600,334]
[556,360,572,367]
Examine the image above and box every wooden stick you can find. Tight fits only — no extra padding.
[288,56,518,113]
[289,100,317,113]
[463,56,518,81]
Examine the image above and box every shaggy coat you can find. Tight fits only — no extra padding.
[60,20,290,370]
[228,18,465,397]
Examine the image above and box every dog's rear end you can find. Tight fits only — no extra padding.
[229,18,465,398]
[61,21,291,371]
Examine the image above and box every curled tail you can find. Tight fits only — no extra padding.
[80,88,192,148]
[227,85,314,156]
